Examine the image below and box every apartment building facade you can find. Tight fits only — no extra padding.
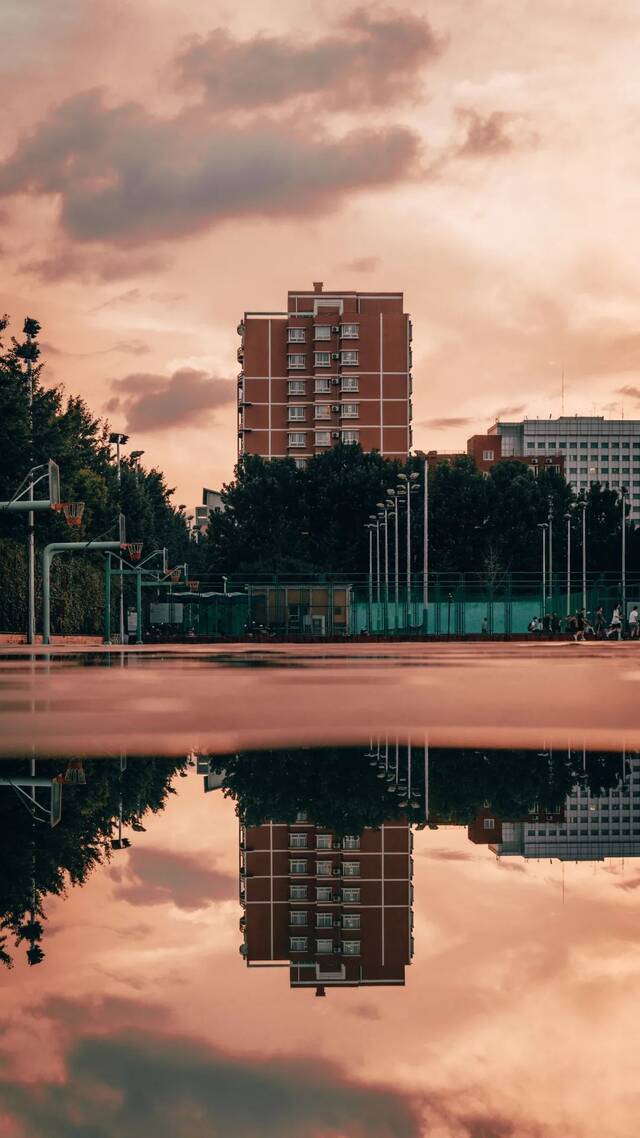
[489,416,640,519]
[425,432,565,477]
[239,818,414,993]
[237,283,412,467]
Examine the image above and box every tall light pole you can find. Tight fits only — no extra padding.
[398,472,419,605]
[621,485,628,630]
[537,523,548,619]
[109,432,129,644]
[369,514,380,605]
[365,523,374,627]
[386,489,399,609]
[580,499,587,615]
[547,496,553,608]
[377,505,389,631]
[564,511,572,616]
[412,450,430,629]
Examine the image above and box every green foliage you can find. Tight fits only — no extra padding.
[0,315,193,634]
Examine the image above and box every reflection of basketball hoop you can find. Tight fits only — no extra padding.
[63,759,86,785]
[170,569,181,583]
[53,502,85,527]
[125,542,143,562]
[188,580,199,592]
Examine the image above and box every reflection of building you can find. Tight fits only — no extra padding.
[490,755,640,861]
[239,818,414,993]
[237,282,412,467]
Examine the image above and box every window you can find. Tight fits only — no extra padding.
[527,442,535,449]
[342,430,359,444]
[316,887,333,902]
[342,940,360,955]
[482,450,494,461]
[295,811,309,822]
[341,375,359,392]
[315,430,331,446]
[342,888,360,902]
[341,350,358,365]
[287,327,305,342]
[293,457,306,470]
[343,862,360,877]
[342,914,360,930]
[288,380,306,395]
[343,836,360,850]
[289,937,307,952]
[316,860,333,876]
[483,818,495,830]
[287,354,306,369]
[316,834,332,849]
[623,441,631,449]
[314,352,331,367]
[288,432,306,448]
[538,442,546,449]
[341,403,359,419]
[290,911,308,926]
[290,860,307,874]
[316,912,333,928]
[290,884,307,899]
[289,832,307,848]
[315,404,331,419]
[314,325,331,340]
[288,406,305,421]
[314,377,331,393]
[580,442,588,449]
[590,441,599,449]
[316,939,334,954]
[559,441,567,449]
[341,323,359,339]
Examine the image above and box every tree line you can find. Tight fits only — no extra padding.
[197,446,638,583]
[0,315,192,634]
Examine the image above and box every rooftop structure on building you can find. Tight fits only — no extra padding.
[489,416,640,519]
[237,283,412,468]
[193,487,223,536]
[239,817,414,992]
[425,432,564,477]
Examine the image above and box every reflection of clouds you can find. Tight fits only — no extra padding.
[109,846,236,911]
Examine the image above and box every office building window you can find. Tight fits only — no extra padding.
[314,377,331,393]
[341,403,359,419]
[341,375,359,392]
[482,450,494,461]
[288,433,306,448]
[340,350,358,366]
[341,323,359,338]
[288,406,306,421]
[483,818,495,830]
[314,325,331,340]
[314,352,331,367]
[315,431,331,446]
[315,404,331,420]
[287,354,306,369]
[287,327,305,342]
[288,380,306,395]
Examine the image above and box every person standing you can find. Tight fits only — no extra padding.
[607,603,622,640]
[629,605,639,640]
[594,606,605,639]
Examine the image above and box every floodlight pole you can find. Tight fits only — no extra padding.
[43,540,122,645]
[26,328,35,646]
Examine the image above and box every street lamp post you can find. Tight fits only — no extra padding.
[365,523,374,628]
[109,432,129,644]
[564,511,572,617]
[386,489,399,610]
[377,506,389,632]
[547,496,554,609]
[369,514,380,606]
[580,500,587,616]
[412,450,430,631]
[398,472,419,616]
[621,486,628,631]
[537,523,548,619]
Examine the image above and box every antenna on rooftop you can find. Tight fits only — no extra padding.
[561,366,565,415]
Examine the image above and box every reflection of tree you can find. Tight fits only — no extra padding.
[0,757,186,969]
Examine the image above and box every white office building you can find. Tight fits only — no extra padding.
[489,417,640,520]
[492,754,640,861]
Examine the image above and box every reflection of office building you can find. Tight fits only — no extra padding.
[490,756,640,861]
[239,818,414,993]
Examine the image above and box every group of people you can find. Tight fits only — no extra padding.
[528,604,639,640]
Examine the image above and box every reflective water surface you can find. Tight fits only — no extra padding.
[1,647,640,1138]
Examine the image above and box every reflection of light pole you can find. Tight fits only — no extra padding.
[109,432,129,644]
[537,523,548,618]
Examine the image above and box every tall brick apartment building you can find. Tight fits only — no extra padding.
[239,817,414,994]
[237,284,412,466]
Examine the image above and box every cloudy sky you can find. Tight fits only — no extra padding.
[1,778,639,1137]
[3,0,640,504]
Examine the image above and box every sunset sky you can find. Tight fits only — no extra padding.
[1,780,639,1137]
[3,0,640,506]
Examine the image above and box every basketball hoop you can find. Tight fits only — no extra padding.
[125,542,143,562]
[188,580,199,592]
[54,502,85,527]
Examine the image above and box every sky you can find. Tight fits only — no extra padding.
[1,777,640,1138]
[3,0,640,506]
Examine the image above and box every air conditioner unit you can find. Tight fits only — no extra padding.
[331,353,340,360]
[531,457,538,464]
[332,432,340,439]
[333,840,342,849]
[332,866,341,875]
[331,377,340,385]
[332,892,341,902]
[331,405,340,412]
[331,325,340,333]
[334,917,342,927]
[335,942,344,952]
